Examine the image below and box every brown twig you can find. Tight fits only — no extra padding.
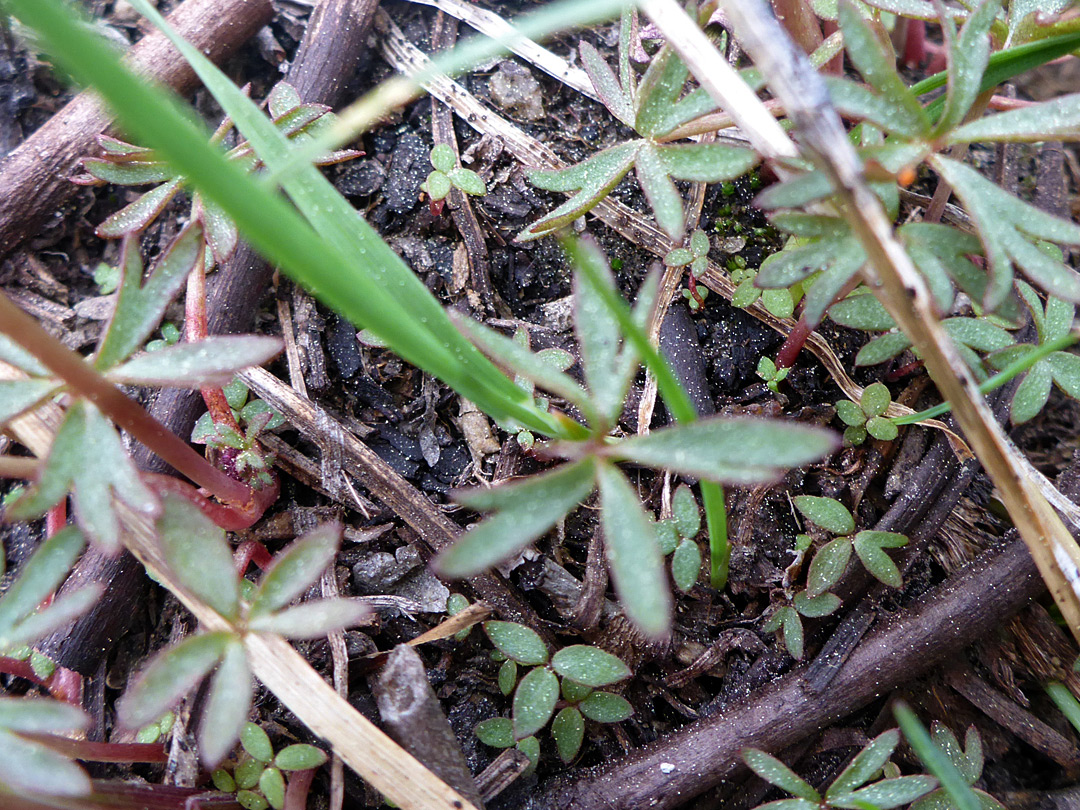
[0,0,273,258]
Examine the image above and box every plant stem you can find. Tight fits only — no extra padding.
[893,332,1079,426]
[1045,681,1080,738]
[0,292,255,506]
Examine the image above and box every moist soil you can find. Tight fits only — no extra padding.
[2,2,1079,808]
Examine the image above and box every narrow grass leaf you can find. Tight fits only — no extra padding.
[95,225,204,370]
[895,702,981,810]
[598,463,671,639]
[484,622,549,666]
[551,646,631,687]
[156,493,239,620]
[249,599,373,639]
[610,418,837,484]
[118,632,230,729]
[436,459,596,578]
[513,666,558,739]
[552,707,584,763]
[198,640,252,768]
[0,728,91,798]
[109,336,283,388]
[743,748,820,801]
[251,523,340,617]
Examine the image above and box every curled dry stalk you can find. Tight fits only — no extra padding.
[641,0,1080,642]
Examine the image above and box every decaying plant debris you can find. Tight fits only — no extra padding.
[2,0,1080,809]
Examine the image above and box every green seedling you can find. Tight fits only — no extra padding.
[421,143,486,216]
[655,484,704,592]
[835,381,898,445]
[192,378,285,488]
[521,9,759,242]
[756,356,790,396]
[474,621,633,768]
[210,721,328,810]
[744,728,938,809]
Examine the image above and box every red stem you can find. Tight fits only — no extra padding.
[19,732,168,763]
[46,500,67,538]
[776,314,812,369]
[0,656,82,703]
[0,292,254,506]
[283,768,316,810]
[902,19,925,68]
[146,473,278,531]
[185,258,241,432]
[234,538,274,574]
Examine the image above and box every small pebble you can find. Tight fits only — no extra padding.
[660,763,675,774]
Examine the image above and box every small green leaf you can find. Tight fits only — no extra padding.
[866,416,899,441]
[251,523,340,617]
[0,527,85,642]
[436,458,597,578]
[155,493,240,620]
[635,141,685,240]
[499,659,518,696]
[856,332,913,366]
[832,776,938,809]
[672,484,700,538]
[118,632,230,729]
[247,598,372,639]
[672,539,701,593]
[551,645,631,687]
[259,766,286,810]
[579,40,635,126]
[448,167,486,196]
[598,463,671,639]
[552,706,585,763]
[578,691,633,723]
[942,318,1015,353]
[235,757,263,789]
[828,729,900,797]
[475,717,515,748]
[933,0,998,135]
[562,678,593,703]
[690,229,710,257]
[1011,362,1054,424]
[522,141,641,241]
[635,45,690,138]
[782,608,805,660]
[762,288,796,319]
[423,171,451,201]
[108,336,283,388]
[743,748,820,801]
[835,400,865,427]
[237,790,269,810]
[574,256,626,424]
[212,768,236,792]
[516,735,540,776]
[610,418,837,485]
[860,383,891,418]
[198,640,252,768]
[0,727,91,798]
[806,537,854,598]
[95,224,205,370]
[665,248,694,267]
[656,519,680,555]
[949,94,1080,145]
[430,144,455,173]
[829,292,896,331]
[793,590,841,618]
[79,158,173,186]
[656,142,758,183]
[241,721,274,763]
[1048,352,1080,398]
[484,622,549,666]
[513,666,559,739]
[896,702,982,810]
[97,177,184,238]
[274,744,327,771]
[794,496,855,535]
[0,697,87,734]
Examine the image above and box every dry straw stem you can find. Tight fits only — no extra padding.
[0,367,476,810]
[643,0,1080,641]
